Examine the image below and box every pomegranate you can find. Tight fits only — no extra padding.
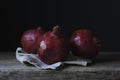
[37,25,69,64]
[70,29,100,59]
[21,27,43,54]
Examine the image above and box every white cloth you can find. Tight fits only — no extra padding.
[16,47,92,69]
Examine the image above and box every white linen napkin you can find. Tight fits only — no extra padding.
[16,47,92,69]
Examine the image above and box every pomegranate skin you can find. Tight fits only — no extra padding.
[37,26,69,64]
[21,27,43,54]
[70,29,100,59]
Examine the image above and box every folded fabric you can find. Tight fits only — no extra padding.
[16,47,92,70]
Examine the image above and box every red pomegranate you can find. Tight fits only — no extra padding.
[21,27,43,54]
[37,25,69,64]
[70,29,100,59]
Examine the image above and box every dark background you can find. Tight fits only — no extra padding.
[0,0,119,52]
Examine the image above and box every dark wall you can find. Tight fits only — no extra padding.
[0,0,119,51]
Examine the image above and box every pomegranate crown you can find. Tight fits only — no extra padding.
[52,25,61,36]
